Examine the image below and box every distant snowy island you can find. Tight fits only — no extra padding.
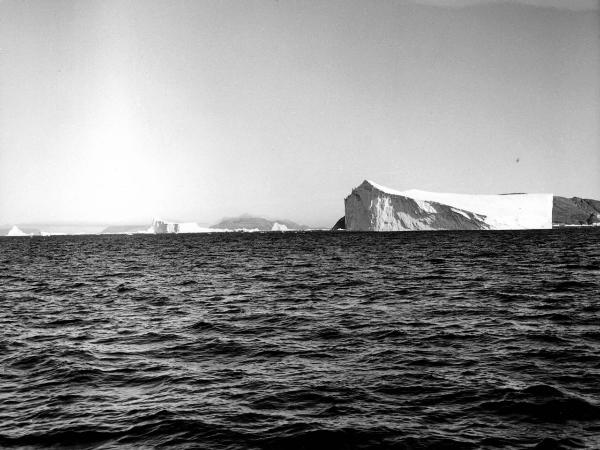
[0,216,309,237]
[101,219,217,235]
[333,180,600,231]
[100,217,308,234]
[211,215,307,232]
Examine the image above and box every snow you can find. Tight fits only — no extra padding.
[451,207,471,219]
[364,180,553,230]
[177,222,216,233]
[414,199,437,214]
[145,219,225,234]
[7,226,28,236]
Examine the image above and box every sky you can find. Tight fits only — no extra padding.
[0,0,598,227]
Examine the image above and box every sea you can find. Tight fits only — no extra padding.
[1,229,599,449]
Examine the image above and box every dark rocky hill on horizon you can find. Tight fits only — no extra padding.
[211,215,306,231]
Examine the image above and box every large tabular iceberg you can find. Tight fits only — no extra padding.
[345,180,553,231]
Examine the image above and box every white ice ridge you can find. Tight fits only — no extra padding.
[366,180,553,230]
[177,222,216,233]
[271,222,289,231]
[7,225,28,236]
[146,218,224,234]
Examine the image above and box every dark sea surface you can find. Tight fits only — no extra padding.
[1,229,600,449]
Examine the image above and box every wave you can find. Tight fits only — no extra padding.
[1,229,600,448]
[475,384,600,423]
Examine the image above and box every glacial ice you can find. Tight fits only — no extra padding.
[271,222,289,231]
[7,226,28,236]
[145,219,220,234]
[345,180,553,231]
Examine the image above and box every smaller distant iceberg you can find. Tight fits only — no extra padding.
[7,225,29,236]
[39,231,66,236]
[99,216,307,235]
[147,219,218,234]
[101,219,221,235]
[1,225,72,236]
[271,222,289,231]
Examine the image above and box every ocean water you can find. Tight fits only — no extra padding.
[1,229,599,449]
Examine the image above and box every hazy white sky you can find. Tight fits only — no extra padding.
[1,0,598,226]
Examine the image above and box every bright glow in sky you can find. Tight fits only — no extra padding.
[1,0,598,227]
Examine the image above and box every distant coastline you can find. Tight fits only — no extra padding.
[0,215,315,237]
[2,183,599,236]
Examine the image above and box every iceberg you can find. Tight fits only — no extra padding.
[147,219,218,234]
[177,222,217,233]
[7,225,29,236]
[552,196,600,226]
[100,219,224,234]
[344,180,553,231]
[271,222,289,231]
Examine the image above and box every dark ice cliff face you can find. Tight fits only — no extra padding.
[1,230,600,449]
[331,216,345,230]
[553,196,600,225]
[345,181,489,231]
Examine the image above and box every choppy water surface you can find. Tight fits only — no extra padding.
[1,229,600,449]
